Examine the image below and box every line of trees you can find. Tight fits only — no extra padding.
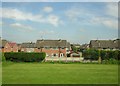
[82,49,120,63]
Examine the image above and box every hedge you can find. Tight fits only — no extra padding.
[83,49,120,61]
[82,49,99,60]
[4,52,46,62]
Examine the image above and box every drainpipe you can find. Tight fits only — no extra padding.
[59,47,61,57]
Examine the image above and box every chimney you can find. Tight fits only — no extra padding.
[58,39,62,42]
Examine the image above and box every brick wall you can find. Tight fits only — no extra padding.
[35,47,67,57]
[4,43,18,52]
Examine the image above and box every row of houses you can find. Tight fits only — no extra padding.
[71,39,120,50]
[0,38,119,57]
[89,39,119,50]
[0,38,71,57]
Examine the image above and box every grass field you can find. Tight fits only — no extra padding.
[2,62,118,84]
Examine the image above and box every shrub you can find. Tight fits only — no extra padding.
[2,53,6,62]
[102,58,119,64]
[82,49,99,60]
[83,49,120,63]
[4,52,46,62]
[0,53,6,62]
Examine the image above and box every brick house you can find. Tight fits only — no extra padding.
[0,39,8,52]
[17,44,22,52]
[89,39,120,50]
[36,39,71,57]
[21,42,36,52]
[4,42,18,52]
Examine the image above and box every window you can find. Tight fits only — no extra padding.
[45,47,50,49]
[67,50,69,52]
[53,54,56,56]
[103,48,106,49]
[61,47,64,49]
[53,47,58,50]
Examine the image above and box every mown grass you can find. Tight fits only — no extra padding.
[2,62,118,84]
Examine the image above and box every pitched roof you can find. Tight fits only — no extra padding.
[8,42,17,47]
[36,39,69,48]
[21,42,36,48]
[80,44,89,49]
[90,39,120,49]
[0,39,8,47]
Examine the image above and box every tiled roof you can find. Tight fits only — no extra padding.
[90,39,120,49]
[8,42,17,47]
[36,39,70,48]
[21,42,36,48]
[0,39,8,47]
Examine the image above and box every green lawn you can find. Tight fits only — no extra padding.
[2,62,118,84]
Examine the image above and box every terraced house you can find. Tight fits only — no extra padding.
[21,42,36,52]
[4,42,18,52]
[0,39,8,52]
[36,39,71,57]
[89,39,120,50]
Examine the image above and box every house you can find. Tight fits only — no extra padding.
[70,52,81,57]
[36,39,71,57]
[89,39,120,50]
[4,42,18,52]
[71,44,81,48]
[21,42,36,52]
[17,44,22,52]
[0,39,8,52]
[80,44,89,50]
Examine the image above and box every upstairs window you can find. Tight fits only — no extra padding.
[45,47,50,49]
[52,47,58,49]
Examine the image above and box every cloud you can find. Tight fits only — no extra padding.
[65,7,82,21]
[47,14,61,27]
[65,4,118,29]
[10,23,34,32]
[2,8,43,21]
[43,6,53,13]
[106,3,118,18]
[2,8,62,27]
[65,6,93,22]
[91,17,117,29]
[39,30,55,35]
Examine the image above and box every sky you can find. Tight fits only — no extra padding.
[0,2,118,44]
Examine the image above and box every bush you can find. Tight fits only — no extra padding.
[0,53,6,62]
[102,58,119,64]
[4,52,46,62]
[82,49,99,60]
[2,53,6,62]
[83,49,120,63]
[100,50,119,60]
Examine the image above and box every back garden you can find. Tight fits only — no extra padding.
[0,49,119,84]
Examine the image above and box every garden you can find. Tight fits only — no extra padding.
[0,50,119,84]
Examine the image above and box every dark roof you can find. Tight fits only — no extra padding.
[80,44,89,49]
[21,42,36,48]
[90,39,120,49]
[0,39,8,47]
[71,44,80,46]
[36,39,69,48]
[17,44,21,46]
